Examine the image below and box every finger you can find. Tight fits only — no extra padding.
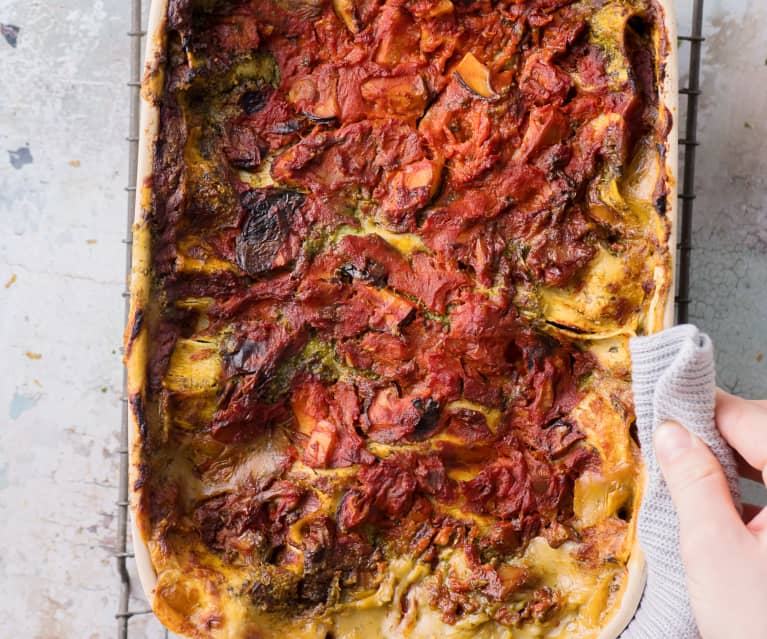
[655,420,746,553]
[715,390,767,484]
[746,506,767,536]
[656,423,767,639]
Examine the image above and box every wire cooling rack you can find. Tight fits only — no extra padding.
[117,0,157,637]
[114,1,707,636]
[675,0,705,324]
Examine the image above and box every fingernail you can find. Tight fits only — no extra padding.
[654,421,693,464]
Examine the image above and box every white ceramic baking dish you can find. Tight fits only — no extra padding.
[125,1,678,636]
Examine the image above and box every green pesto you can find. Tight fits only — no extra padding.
[261,337,378,404]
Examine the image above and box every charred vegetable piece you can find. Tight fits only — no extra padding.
[225,123,266,170]
[235,189,305,276]
[410,397,442,440]
[374,5,420,67]
[241,87,272,114]
[164,337,222,392]
[288,71,340,122]
[359,75,429,121]
[336,259,388,287]
[454,53,496,99]
[332,0,359,33]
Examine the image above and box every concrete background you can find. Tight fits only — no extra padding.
[0,1,764,637]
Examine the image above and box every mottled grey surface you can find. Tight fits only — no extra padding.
[0,1,169,636]
[687,0,767,400]
[0,1,764,638]
[683,0,767,507]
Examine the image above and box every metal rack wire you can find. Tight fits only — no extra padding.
[117,0,159,637]
[114,0,706,636]
[675,0,705,324]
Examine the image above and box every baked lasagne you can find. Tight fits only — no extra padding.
[126,0,674,637]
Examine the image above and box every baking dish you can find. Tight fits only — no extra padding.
[125,1,678,636]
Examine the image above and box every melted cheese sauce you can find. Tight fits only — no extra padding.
[239,152,276,188]
[175,237,239,275]
[539,244,646,333]
[164,337,222,392]
[445,399,503,432]
[335,218,428,255]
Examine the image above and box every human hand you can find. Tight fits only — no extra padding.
[654,390,767,639]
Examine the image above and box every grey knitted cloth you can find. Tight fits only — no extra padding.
[621,324,741,639]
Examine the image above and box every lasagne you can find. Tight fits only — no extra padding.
[126,0,674,637]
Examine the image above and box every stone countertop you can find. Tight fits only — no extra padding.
[684,0,767,399]
[0,1,764,637]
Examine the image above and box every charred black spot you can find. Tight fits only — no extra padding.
[655,194,667,215]
[227,338,270,374]
[133,462,149,491]
[236,189,305,276]
[541,418,586,457]
[627,15,649,38]
[130,394,149,444]
[454,71,494,102]
[126,308,145,356]
[272,120,302,135]
[410,398,441,440]
[617,505,630,522]
[505,341,522,364]
[241,87,271,115]
[336,263,365,283]
[399,307,417,330]
[365,260,388,286]
[544,320,588,335]
[265,544,287,565]
[336,259,388,287]
[299,575,334,604]
[303,113,338,126]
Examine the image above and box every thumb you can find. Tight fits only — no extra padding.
[654,420,744,555]
[654,426,767,639]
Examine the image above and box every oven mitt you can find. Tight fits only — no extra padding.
[620,324,741,639]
